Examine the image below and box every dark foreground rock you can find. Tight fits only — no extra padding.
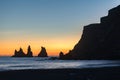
[0,67,120,80]
[60,5,120,60]
[38,47,48,57]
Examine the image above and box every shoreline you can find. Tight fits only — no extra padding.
[0,67,120,80]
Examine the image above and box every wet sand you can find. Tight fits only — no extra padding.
[0,67,120,80]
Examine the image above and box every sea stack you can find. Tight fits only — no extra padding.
[60,5,120,60]
[12,45,33,57]
[59,52,64,59]
[12,48,26,57]
[38,47,48,57]
[26,45,33,57]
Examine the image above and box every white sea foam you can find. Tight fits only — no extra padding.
[0,57,120,71]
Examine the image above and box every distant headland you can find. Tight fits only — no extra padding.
[60,5,120,60]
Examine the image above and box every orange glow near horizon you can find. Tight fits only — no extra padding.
[0,35,81,56]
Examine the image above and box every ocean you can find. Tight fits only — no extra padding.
[0,57,120,71]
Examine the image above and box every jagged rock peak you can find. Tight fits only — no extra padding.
[26,45,33,57]
[12,45,33,57]
[12,47,26,57]
[38,46,48,57]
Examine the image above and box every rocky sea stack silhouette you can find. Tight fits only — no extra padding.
[59,52,64,59]
[60,5,120,60]
[38,47,48,57]
[26,45,33,57]
[12,45,33,57]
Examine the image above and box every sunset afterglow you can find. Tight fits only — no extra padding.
[0,0,120,56]
[0,35,80,56]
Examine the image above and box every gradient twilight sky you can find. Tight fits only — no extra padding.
[0,0,120,56]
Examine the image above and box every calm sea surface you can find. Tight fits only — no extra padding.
[0,57,120,71]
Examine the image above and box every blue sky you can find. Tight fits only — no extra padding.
[1,0,120,37]
[0,0,120,56]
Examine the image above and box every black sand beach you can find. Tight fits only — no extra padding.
[0,67,120,80]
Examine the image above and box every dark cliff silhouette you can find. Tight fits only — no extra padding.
[12,45,33,57]
[60,5,120,60]
[38,47,48,57]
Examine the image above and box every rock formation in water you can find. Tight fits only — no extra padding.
[38,47,48,57]
[59,52,64,59]
[12,45,33,57]
[60,5,120,60]
[12,48,26,57]
[26,45,33,57]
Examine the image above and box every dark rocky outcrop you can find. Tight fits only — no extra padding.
[12,48,26,57]
[60,5,120,60]
[26,45,33,57]
[38,47,48,57]
[59,52,64,59]
[12,45,33,57]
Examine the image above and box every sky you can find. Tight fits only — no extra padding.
[0,0,120,56]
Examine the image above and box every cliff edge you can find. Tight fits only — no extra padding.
[60,5,120,60]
